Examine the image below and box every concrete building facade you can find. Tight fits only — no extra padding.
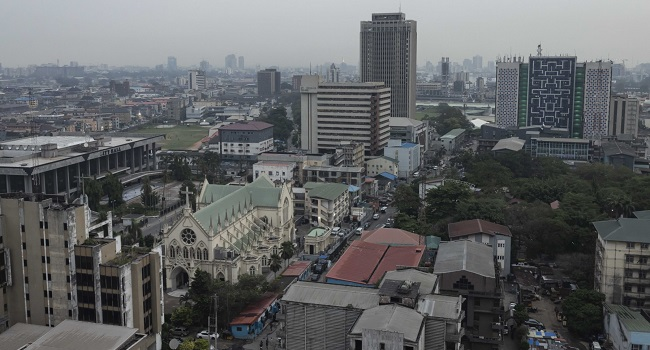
[188,70,206,90]
[217,121,274,163]
[300,76,391,156]
[304,182,350,228]
[257,69,281,97]
[253,161,296,183]
[360,13,417,119]
[384,140,421,178]
[609,95,641,138]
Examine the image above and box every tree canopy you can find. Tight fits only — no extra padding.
[561,289,605,337]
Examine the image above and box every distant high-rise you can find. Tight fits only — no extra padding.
[441,57,450,96]
[199,60,210,72]
[225,54,237,70]
[257,68,281,97]
[188,70,206,90]
[495,55,612,138]
[238,56,245,70]
[360,12,417,118]
[327,64,340,82]
[167,56,177,71]
[473,55,483,71]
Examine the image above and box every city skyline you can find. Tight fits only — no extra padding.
[1,0,649,69]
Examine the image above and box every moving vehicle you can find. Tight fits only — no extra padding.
[380,206,387,213]
[197,330,218,340]
[373,213,380,220]
[356,227,363,235]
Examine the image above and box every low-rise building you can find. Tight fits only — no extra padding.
[304,182,350,228]
[434,240,503,350]
[384,140,421,179]
[253,161,296,183]
[365,156,398,177]
[303,165,364,187]
[229,293,280,340]
[217,121,274,164]
[389,117,430,151]
[603,303,650,350]
[304,227,335,255]
[417,294,465,350]
[348,304,425,350]
[439,128,466,154]
[334,141,365,167]
[448,219,512,276]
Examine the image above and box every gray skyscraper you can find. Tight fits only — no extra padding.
[167,56,177,71]
[225,54,237,70]
[238,56,245,70]
[360,13,417,118]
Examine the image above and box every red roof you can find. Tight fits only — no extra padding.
[219,121,273,131]
[447,219,512,238]
[229,293,278,326]
[326,241,424,286]
[282,260,311,277]
[360,228,423,246]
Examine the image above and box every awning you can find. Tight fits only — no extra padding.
[348,185,360,192]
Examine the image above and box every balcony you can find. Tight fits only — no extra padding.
[465,331,501,345]
[445,328,465,343]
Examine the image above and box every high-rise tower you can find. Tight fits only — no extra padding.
[360,13,417,118]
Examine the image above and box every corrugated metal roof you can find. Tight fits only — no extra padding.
[433,240,495,278]
[307,183,349,201]
[0,323,50,350]
[350,304,424,342]
[381,269,438,295]
[604,304,650,333]
[282,281,379,309]
[417,294,463,320]
[440,128,466,139]
[448,219,512,238]
[230,293,279,326]
[282,261,311,277]
[25,320,138,350]
[492,137,525,152]
[219,121,273,131]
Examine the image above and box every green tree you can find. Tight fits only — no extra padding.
[465,159,513,191]
[280,241,295,263]
[269,254,282,277]
[195,151,223,184]
[259,106,294,142]
[394,184,420,217]
[188,270,216,327]
[393,212,420,233]
[555,192,601,228]
[561,289,605,337]
[140,176,160,209]
[84,178,103,211]
[194,339,210,350]
[102,173,124,206]
[455,197,506,224]
[424,182,471,223]
[171,305,194,328]
[513,304,529,325]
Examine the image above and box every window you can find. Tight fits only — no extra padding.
[236,326,242,331]
[639,286,646,293]
[631,345,642,350]
[63,223,68,231]
[22,242,26,250]
[641,271,647,279]
[249,266,256,275]
[625,270,634,278]
[380,344,385,350]
[23,260,27,267]
[628,242,636,249]
[625,284,632,292]
[643,244,650,249]
[641,257,648,265]
[627,255,635,263]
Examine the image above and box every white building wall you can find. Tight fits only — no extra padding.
[220,139,273,157]
[253,163,295,182]
[583,62,612,139]
[495,62,521,128]
[384,141,421,178]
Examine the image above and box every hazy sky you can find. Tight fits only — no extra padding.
[2,0,649,69]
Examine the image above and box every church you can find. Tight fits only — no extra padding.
[163,174,294,290]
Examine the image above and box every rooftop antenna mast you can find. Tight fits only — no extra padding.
[537,44,543,57]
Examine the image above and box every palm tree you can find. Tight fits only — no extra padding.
[280,241,295,264]
[269,254,282,277]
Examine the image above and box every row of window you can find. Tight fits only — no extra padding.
[626,255,649,264]
[168,246,209,260]
[627,242,650,249]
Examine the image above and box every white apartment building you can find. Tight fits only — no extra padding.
[609,95,641,138]
[253,161,296,183]
[384,139,421,178]
[304,182,350,228]
[300,75,391,156]
[594,211,650,310]
[188,70,206,90]
[217,121,274,163]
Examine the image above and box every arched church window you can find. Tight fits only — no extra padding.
[183,247,189,259]
[272,246,278,256]
[249,266,256,275]
[169,246,175,258]
[203,249,209,261]
[261,255,268,266]
[282,198,289,224]
[176,247,180,257]
[190,248,195,259]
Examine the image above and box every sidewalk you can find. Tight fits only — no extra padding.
[242,320,282,350]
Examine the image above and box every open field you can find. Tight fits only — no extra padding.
[134,125,209,150]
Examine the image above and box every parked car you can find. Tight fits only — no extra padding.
[380,206,387,213]
[509,302,517,310]
[356,227,363,235]
[311,273,321,282]
[363,222,370,229]
[172,327,189,337]
[372,213,380,220]
[524,319,545,329]
[196,330,218,340]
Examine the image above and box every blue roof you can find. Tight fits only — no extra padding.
[348,185,360,192]
[402,142,418,148]
[377,172,397,181]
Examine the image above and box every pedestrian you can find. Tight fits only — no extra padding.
[260,340,263,349]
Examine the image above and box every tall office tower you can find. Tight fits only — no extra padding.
[609,95,640,137]
[463,59,473,72]
[487,61,495,71]
[300,75,391,155]
[0,195,162,347]
[225,54,237,70]
[238,56,245,70]
[188,70,206,90]
[167,56,177,71]
[441,57,450,96]
[257,68,281,97]
[360,13,416,118]
[327,64,340,82]
[199,60,210,72]
[473,55,483,71]
[495,55,612,138]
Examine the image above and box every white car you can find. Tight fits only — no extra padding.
[196,330,218,340]
[373,213,380,220]
[509,302,517,310]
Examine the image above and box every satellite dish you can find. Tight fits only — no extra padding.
[169,339,180,350]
